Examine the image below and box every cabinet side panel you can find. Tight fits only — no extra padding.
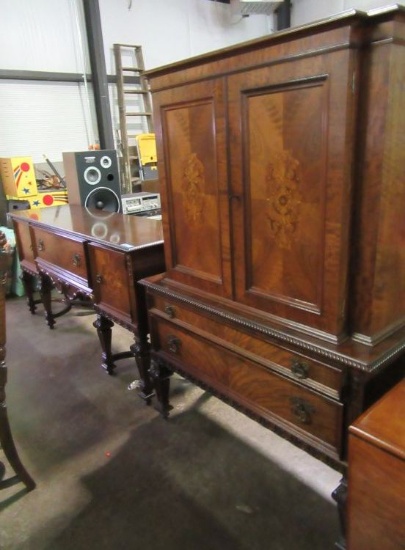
[352,40,405,343]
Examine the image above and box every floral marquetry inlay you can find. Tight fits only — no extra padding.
[182,153,205,223]
[265,149,302,250]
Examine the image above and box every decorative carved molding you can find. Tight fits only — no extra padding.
[143,280,405,373]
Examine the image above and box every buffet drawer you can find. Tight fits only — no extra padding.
[150,294,344,398]
[151,315,344,456]
[31,227,89,282]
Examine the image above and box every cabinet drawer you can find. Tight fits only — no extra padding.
[32,227,89,282]
[150,294,344,398]
[151,315,343,457]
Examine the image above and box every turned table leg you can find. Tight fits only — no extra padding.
[21,270,40,315]
[149,359,173,418]
[38,274,55,329]
[131,338,154,405]
[93,314,116,374]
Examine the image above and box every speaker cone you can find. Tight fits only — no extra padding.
[85,187,121,215]
[84,166,101,185]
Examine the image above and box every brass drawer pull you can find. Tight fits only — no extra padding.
[291,359,309,379]
[164,305,176,318]
[290,397,315,424]
[72,253,81,267]
[37,239,45,252]
[167,335,181,354]
[96,274,103,284]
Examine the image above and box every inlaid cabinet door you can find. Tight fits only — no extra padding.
[88,242,135,326]
[152,77,232,299]
[228,48,359,341]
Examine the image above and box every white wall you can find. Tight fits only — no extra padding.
[0,0,95,163]
[0,0,401,164]
[0,0,270,163]
[0,0,88,73]
[99,0,271,72]
[290,0,399,26]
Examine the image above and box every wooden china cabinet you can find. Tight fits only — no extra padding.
[140,6,405,545]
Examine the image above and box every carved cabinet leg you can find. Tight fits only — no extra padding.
[93,314,115,375]
[38,275,55,329]
[131,338,154,405]
[332,476,347,550]
[149,359,173,418]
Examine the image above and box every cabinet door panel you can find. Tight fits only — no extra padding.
[153,78,232,298]
[229,50,357,340]
[13,219,36,271]
[89,243,133,323]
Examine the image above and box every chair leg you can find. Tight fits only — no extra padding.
[0,406,36,491]
[0,363,35,491]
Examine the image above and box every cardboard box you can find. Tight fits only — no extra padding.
[10,190,69,209]
[0,157,38,197]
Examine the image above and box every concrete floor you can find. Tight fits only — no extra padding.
[1,294,341,549]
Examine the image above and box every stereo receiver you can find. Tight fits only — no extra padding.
[121,192,161,216]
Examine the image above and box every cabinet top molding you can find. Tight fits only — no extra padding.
[146,5,405,80]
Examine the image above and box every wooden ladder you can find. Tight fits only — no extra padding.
[113,44,154,194]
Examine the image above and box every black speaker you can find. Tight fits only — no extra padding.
[63,150,121,213]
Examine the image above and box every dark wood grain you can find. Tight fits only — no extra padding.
[347,380,405,549]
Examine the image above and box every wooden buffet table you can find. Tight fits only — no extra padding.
[10,205,165,401]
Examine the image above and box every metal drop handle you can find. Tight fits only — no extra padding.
[72,253,81,267]
[164,305,176,318]
[291,359,309,379]
[167,335,181,354]
[290,397,315,424]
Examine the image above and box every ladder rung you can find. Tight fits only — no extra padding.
[123,89,149,95]
[115,43,142,49]
[126,112,153,117]
[114,42,153,193]
[122,67,142,72]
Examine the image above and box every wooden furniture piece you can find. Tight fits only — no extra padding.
[347,378,405,550]
[0,233,35,491]
[10,205,165,401]
[140,6,405,546]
